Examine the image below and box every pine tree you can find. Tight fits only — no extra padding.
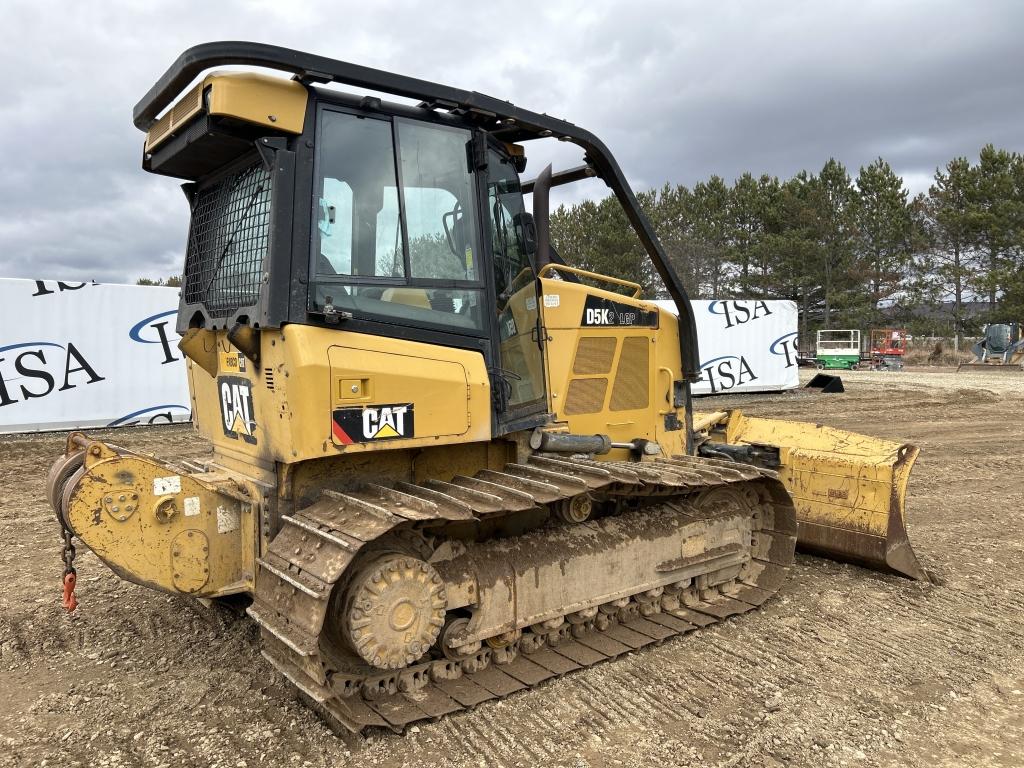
[690,176,732,298]
[549,196,654,296]
[920,157,975,345]
[853,158,913,324]
[807,160,857,328]
[968,145,1023,312]
[647,183,700,296]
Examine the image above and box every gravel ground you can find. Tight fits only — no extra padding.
[1,366,1022,767]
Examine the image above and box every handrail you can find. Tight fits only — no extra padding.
[537,264,643,298]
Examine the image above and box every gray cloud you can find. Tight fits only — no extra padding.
[1,0,1021,283]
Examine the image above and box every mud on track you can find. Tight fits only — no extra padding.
[1,367,1022,767]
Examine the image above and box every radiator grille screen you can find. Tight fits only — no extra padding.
[183,161,272,317]
[564,378,608,415]
[572,336,617,375]
[610,336,649,411]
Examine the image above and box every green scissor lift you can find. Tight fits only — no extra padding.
[815,329,861,370]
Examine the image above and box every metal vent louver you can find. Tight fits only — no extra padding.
[572,336,617,375]
[145,82,206,152]
[564,378,608,415]
[610,336,649,411]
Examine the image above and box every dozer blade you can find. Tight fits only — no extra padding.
[707,411,926,580]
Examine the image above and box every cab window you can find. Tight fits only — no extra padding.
[398,121,480,283]
[311,110,483,332]
[486,149,546,409]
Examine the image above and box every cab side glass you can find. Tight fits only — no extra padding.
[397,120,480,283]
[315,113,403,278]
[487,150,546,409]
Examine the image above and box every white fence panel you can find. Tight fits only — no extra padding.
[655,299,800,395]
[0,279,190,433]
[0,280,799,433]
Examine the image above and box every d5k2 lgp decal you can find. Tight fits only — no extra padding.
[332,403,415,444]
[580,295,659,328]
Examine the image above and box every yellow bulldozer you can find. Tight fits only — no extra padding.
[47,42,925,733]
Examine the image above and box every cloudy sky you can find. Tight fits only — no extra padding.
[1,0,1021,284]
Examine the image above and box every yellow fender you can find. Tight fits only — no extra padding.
[697,411,926,580]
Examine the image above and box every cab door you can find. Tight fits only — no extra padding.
[483,146,548,429]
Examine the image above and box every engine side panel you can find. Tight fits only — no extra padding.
[187,326,492,470]
[538,278,688,459]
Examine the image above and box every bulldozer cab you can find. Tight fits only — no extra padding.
[163,80,549,435]
[136,45,710,448]
[307,111,547,422]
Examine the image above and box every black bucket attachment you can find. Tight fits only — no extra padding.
[805,373,844,393]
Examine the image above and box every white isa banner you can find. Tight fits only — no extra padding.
[0,278,191,433]
[655,299,800,395]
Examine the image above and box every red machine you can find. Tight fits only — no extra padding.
[868,328,908,370]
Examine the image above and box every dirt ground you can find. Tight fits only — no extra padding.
[1,367,1023,768]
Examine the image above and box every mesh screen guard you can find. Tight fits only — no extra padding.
[183,161,272,318]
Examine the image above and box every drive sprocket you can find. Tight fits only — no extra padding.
[341,554,446,670]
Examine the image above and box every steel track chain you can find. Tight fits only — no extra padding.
[248,454,797,733]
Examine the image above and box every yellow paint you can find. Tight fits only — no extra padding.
[697,409,924,578]
[146,71,307,152]
[205,72,307,133]
[64,441,255,597]
[219,351,246,374]
[338,378,368,400]
[177,328,218,378]
[539,278,687,461]
[188,325,491,467]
